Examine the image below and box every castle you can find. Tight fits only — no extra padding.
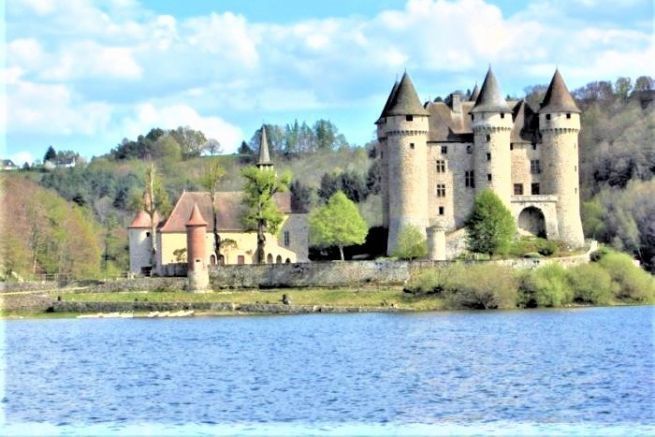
[376,68,585,258]
[128,127,309,277]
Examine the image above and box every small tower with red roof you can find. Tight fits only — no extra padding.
[128,210,154,275]
[186,203,209,291]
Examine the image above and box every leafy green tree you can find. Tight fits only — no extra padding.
[392,225,427,260]
[466,189,516,257]
[200,158,226,263]
[241,166,292,263]
[44,146,56,162]
[309,191,368,260]
[614,77,632,101]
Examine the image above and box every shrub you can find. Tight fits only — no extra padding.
[519,264,573,307]
[568,263,614,305]
[589,246,611,262]
[510,237,559,258]
[442,264,518,310]
[405,268,448,295]
[392,225,428,260]
[597,252,655,302]
[466,190,516,257]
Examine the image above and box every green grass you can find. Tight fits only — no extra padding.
[51,288,445,311]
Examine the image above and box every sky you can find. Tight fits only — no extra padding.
[3,0,653,164]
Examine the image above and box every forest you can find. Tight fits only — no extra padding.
[1,75,653,279]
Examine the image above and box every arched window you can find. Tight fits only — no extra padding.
[285,258,291,264]
[209,254,217,265]
[267,253,273,264]
[276,255,282,264]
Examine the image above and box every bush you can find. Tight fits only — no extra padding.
[519,264,573,307]
[405,269,447,295]
[589,246,611,262]
[597,252,655,302]
[466,190,516,257]
[442,264,518,310]
[510,237,560,258]
[392,225,428,260]
[568,263,614,305]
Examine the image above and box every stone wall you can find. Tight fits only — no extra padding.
[1,277,187,293]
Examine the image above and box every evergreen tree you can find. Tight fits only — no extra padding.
[309,191,368,260]
[466,190,516,257]
[44,146,56,162]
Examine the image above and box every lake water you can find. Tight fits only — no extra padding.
[2,306,654,435]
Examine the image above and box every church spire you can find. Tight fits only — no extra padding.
[256,125,273,170]
[540,69,580,114]
[471,67,510,113]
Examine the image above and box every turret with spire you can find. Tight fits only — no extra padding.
[379,71,430,255]
[256,125,274,171]
[471,66,513,206]
[539,69,585,247]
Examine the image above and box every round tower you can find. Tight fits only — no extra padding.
[186,203,209,291]
[383,72,430,255]
[471,67,513,207]
[376,80,399,230]
[128,210,153,275]
[539,70,585,247]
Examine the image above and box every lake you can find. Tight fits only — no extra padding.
[2,306,653,435]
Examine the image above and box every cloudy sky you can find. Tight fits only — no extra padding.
[3,0,653,164]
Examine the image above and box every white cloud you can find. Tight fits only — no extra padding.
[120,104,244,153]
[10,151,35,166]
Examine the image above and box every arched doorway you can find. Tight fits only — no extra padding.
[209,254,217,265]
[518,207,546,238]
[266,253,273,264]
[276,255,282,264]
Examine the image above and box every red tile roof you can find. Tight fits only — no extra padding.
[159,191,292,233]
[129,210,161,229]
[186,203,208,227]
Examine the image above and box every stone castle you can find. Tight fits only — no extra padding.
[376,68,585,257]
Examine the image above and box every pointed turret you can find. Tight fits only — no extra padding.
[540,69,580,114]
[186,203,207,227]
[471,67,510,113]
[469,83,480,102]
[256,125,274,170]
[384,72,429,116]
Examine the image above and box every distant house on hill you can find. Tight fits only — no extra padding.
[2,159,18,171]
[128,127,309,275]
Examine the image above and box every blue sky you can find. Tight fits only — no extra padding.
[3,0,653,164]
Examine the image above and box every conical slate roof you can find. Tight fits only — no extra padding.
[377,80,399,122]
[540,69,580,114]
[257,125,272,166]
[471,67,510,113]
[384,72,429,116]
[469,83,480,102]
[186,203,207,227]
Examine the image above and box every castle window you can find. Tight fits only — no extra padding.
[436,184,446,197]
[284,231,290,247]
[566,113,571,119]
[514,184,524,195]
[530,160,541,174]
[146,232,151,237]
[438,206,445,216]
[465,171,475,188]
[410,143,415,149]
[532,143,537,150]
[575,187,578,193]
[486,134,491,142]
[531,183,540,195]
[487,153,491,161]
[436,160,446,173]
[500,113,505,119]
[546,114,551,121]
[510,144,514,151]
[381,152,384,159]
[471,114,475,121]
[487,174,492,182]
[237,255,245,265]
[406,115,413,122]
[466,145,472,154]
[441,145,448,154]
[574,165,577,172]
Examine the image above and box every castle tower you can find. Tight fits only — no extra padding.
[128,210,155,274]
[539,70,585,247]
[256,125,274,171]
[186,203,209,291]
[376,80,399,229]
[382,72,430,255]
[470,67,513,206]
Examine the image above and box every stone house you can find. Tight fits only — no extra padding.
[376,68,585,258]
[128,127,309,275]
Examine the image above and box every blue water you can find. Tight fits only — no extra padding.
[2,306,654,435]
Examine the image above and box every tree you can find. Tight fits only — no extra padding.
[44,146,56,162]
[170,126,207,159]
[238,141,254,164]
[392,225,427,260]
[200,158,225,263]
[309,191,368,260]
[614,77,632,101]
[634,76,653,91]
[241,166,292,263]
[204,138,222,156]
[136,163,171,271]
[466,189,516,257]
